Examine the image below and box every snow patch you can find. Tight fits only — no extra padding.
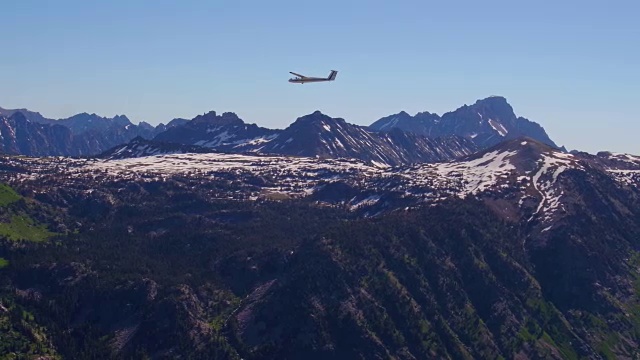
[378,116,400,130]
[488,119,508,137]
[349,195,381,210]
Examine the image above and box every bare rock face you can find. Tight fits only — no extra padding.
[371,96,559,150]
[257,111,477,166]
[0,111,166,156]
[153,110,279,152]
[0,112,74,156]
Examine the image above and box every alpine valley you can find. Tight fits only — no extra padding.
[1,97,640,359]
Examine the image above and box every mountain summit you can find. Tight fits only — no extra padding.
[153,110,278,151]
[190,111,245,126]
[370,96,559,149]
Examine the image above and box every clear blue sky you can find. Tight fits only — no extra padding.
[2,0,639,153]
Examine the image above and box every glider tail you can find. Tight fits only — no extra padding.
[328,70,338,81]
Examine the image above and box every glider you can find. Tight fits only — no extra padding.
[289,70,338,84]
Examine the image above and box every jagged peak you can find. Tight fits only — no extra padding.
[379,110,412,119]
[472,96,515,116]
[113,114,130,121]
[414,110,439,118]
[441,96,515,119]
[8,111,28,121]
[191,111,244,126]
[220,112,241,122]
[475,95,509,105]
[291,111,346,128]
[166,118,189,127]
[112,114,132,126]
[370,110,442,133]
[66,112,116,121]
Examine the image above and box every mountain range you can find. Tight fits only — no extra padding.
[0,106,184,156]
[0,96,560,165]
[134,110,478,166]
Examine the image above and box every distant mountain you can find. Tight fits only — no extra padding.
[0,106,55,125]
[370,96,559,149]
[57,112,131,134]
[153,111,279,152]
[55,112,163,152]
[571,150,640,171]
[258,111,477,165]
[153,117,190,134]
[0,97,560,164]
[0,112,73,156]
[371,110,440,134]
[147,110,478,166]
[0,108,172,156]
[0,112,166,157]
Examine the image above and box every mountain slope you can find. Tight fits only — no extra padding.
[56,112,164,155]
[259,111,477,166]
[0,106,55,125]
[98,137,217,160]
[0,106,184,156]
[0,112,74,156]
[5,137,638,228]
[149,111,478,166]
[225,203,603,359]
[371,110,440,134]
[370,96,559,150]
[0,109,170,156]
